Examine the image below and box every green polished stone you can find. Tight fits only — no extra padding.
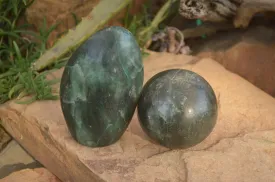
[137,69,217,149]
[60,26,144,147]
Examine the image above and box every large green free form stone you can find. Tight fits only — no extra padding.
[60,26,144,147]
[137,69,217,149]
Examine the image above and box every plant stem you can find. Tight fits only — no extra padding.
[136,0,177,47]
[32,0,133,72]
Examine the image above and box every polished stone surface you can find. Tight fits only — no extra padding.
[60,26,144,147]
[137,69,217,149]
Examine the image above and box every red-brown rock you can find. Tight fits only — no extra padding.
[25,0,148,47]
[195,26,275,97]
[25,0,100,47]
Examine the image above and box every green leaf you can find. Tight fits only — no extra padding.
[8,83,24,99]
[22,0,27,5]
[11,0,18,16]
[46,78,61,86]
[16,96,36,104]
[71,12,81,25]
[0,71,16,79]
[13,41,22,59]
[0,16,12,26]
[0,31,21,39]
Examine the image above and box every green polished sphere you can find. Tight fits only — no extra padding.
[60,26,144,147]
[137,69,217,149]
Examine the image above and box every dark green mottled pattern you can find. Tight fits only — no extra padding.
[60,26,144,147]
[137,69,217,149]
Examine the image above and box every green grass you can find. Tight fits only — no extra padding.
[122,1,153,58]
[123,1,152,38]
[123,0,179,56]
[0,0,178,105]
[0,0,62,104]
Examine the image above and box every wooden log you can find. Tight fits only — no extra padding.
[1,52,275,182]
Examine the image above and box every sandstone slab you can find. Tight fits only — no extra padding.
[0,140,42,179]
[0,168,61,182]
[0,140,34,167]
[0,52,275,182]
[0,126,11,152]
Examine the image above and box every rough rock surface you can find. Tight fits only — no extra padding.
[0,140,42,179]
[25,0,100,46]
[0,168,61,182]
[0,127,11,152]
[193,25,275,97]
[25,0,147,47]
[0,52,275,182]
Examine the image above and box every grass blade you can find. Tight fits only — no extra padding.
[8,83,24,99]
